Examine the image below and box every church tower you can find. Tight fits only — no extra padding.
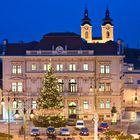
[102,8,114,42]
[81,8,92,43]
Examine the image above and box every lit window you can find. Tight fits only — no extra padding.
[100,101,104,108]
[106,65,110,74]
[69,64,76,71]
[100,65,110,74]
[12,65,17,74]
[18,100,22,108]
[83,64,88,71]
[99,83,105,92]
[106,100,110,109]
[56,64,63,71]
[44,64,47,71]
[128,67,133,71]
[100,65,105,73]
[32,101,37,109]
[12,83,16,92]
[17,82,23,92]
[58,79,64,92]
[128,77,133,83]
[32,64,37,71]
[83,101,89,109]
[69,79,77,92]
[12,65,22,74]
[17,65,22,74]
[106,83,111,91]
[13,101,17,109]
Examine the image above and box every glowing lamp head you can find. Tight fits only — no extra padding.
[1,98,5,105]
[30,109,34,119]
[14,110,20,119]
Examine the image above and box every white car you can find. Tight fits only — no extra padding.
[75,120,85,129]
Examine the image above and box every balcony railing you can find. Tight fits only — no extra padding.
[26,50,94,56]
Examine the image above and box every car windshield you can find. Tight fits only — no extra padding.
[81,128,88,131]
[48,128,55,131]
[32,129,38,132]
[62,128,69,131]
[77,123,84,125]
[100,123,108,127]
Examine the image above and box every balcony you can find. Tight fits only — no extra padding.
[62,92,81,96]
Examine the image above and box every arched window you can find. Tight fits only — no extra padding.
[100,100,104,108]
[106,31,110,38]
[106,100,110,109]
[85,31,88,39]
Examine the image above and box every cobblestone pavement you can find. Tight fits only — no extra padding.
[127,121,140,134]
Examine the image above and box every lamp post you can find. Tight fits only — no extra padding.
[14,98,34,140]
[90,60,99,140]
[1,89,14,140]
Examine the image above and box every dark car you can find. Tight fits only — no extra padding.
[46,127,56,138]
[30,128,40,136]
[67,119,76,126]
[100,122,109,130]
[98,127,104,135]
[80,127,89,136]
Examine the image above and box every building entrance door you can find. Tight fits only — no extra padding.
[68,102,77,119]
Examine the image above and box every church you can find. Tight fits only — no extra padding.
[0,7,139,121]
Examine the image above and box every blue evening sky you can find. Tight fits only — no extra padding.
[0,0,140,48]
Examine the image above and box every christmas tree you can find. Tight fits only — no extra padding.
[33,65,66,127]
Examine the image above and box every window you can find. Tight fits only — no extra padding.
[58,79,64,92]
[106,100,110,109]
[100,65,110,74]
[106,83,111,91]
[69,64,76,71]
[106,31,110,38]
[56,64,63,71]
[18,82,23,92]
[127,77,133,83]
[12,65,16,74]
[83,64,88,71]
[13,101,17,109]
[12,82,23,92]
[44,64,51,71]
[99,83,111,92]
[12,83,16,92]
[69,79,77,92]
[12,65,22,74]
[85,31,88,39]
[99,83,105,92]
[32,64,37,71]
[128,66,133,71]
[83,101,89,109]
[32,101,37,109]
[100,101,104,108]
[18,100,22,108]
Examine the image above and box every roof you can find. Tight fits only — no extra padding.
[124,48,140,69]
[0,32,119,56]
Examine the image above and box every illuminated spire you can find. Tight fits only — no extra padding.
[81,8,91,25]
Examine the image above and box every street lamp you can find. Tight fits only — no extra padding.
[14,98,34,140]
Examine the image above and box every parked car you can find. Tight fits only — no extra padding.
[80,127,89,136]
[30,128,40,136]
[46,127,56,137]
[98,127,104,134]
[67,119,76,126]
[60,127,70,136]
[100,122,109,130]
[75,120,85,129]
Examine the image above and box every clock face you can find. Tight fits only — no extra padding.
[56,46,64,53]
[84,26,88,30]
[106,25,110,30]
